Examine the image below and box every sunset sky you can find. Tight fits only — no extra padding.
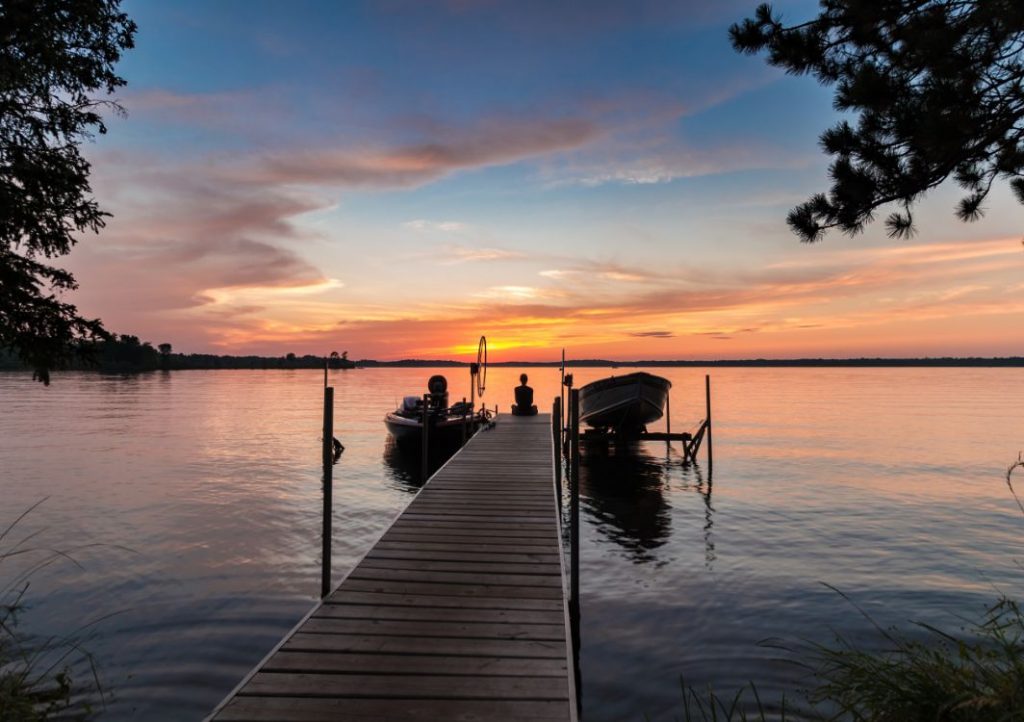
[68,0,1024,361]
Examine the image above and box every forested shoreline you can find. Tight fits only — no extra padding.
[1,335,1022,375]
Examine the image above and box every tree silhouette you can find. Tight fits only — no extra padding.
[731,1,1024,242]
[1,0,136,383]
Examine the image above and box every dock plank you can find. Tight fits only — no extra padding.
[208,413,574,722]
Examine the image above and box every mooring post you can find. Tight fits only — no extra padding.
[321,386,334,598]
[461,396,468,446]
[665,391,671,446]
[470,363,477,413]
[421,393,430,480]
[569,388,580,607]
[563,372,574,457]
[553,396,562,511]
[560,349,566,445]
[705,374,713,470]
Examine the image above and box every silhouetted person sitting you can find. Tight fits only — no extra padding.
[512,373,537,416]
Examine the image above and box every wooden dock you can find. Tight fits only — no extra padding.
[208,413,576,722]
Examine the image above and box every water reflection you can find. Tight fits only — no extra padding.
[687,464,716,569]
[579,442,673,563]
[382,437,424,492]
[579,442,718,568]
[381,436,466,493]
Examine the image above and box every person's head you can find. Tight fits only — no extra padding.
[519,373,528,385]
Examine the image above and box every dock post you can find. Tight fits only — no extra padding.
[561,348,569,438]
[421,394,429,481]
[321,386,334,598]
[553,397,562,511]
[705,374,713,470]
[665,391,671,447]
[461,397,467,446]
[569,388,580,607]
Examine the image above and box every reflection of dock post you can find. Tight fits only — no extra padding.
[321,386,334,598]
[705,374,713,470]
[421,393,429,480]
[569,389,580,607]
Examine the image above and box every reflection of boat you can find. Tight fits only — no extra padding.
[384,374,491,448]
[579,372,671,430]
[579,443,714,566]
[580,442,671,562]
[382,437,428,493]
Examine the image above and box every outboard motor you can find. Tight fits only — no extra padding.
[427,374,449,411]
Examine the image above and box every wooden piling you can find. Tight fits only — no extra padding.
[560,349,565,444]
[461,397,467,447]
[569,389,580,608]
[705,374,713,469]
[421,394,429,481]
[665,391,671,444]
[553,397,562,511]
[321,386,334,599]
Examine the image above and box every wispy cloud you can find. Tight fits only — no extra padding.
[440,244,527,263]
[233,116,599,188]
[404,219,468,232]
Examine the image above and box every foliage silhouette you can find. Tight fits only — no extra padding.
[730,1,1024,242]
[0,0,136,384]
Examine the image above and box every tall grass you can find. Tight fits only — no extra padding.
[805,594,1024,721]
[675,680,790,721]
[1,499,108,721]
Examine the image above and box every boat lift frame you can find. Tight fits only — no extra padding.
[562,372,713,467]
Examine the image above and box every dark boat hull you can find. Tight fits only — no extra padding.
[385,411,480,447]
[579,372,671,430]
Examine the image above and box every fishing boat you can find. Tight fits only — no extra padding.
[579,372,671,431]
[384,374,491,447]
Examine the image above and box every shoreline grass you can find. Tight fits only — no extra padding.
[1,500,110,721]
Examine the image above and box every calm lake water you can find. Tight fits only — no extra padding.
[2,367,1023,720]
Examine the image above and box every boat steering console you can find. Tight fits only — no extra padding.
[426,374,450,411]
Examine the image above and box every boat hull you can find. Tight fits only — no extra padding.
[385,411,480,447]
[579,372,671,430]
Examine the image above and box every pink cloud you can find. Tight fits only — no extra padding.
[233,117,599,188]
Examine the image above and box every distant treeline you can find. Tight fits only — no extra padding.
[367,357,1024,367]
[0,335,357,374]
[489,357,1024,368]
[2,337,1023,375]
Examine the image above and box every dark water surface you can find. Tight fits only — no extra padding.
[2,368,1023,720]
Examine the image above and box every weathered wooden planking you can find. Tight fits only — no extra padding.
[314,603,566,625]
[324,590,562,611]
[208,413,575,722]
[215,697,571,722]
[281,632,567,658]
[262,651,568,676]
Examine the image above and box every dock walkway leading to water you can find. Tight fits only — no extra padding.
[209,413,576,722]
